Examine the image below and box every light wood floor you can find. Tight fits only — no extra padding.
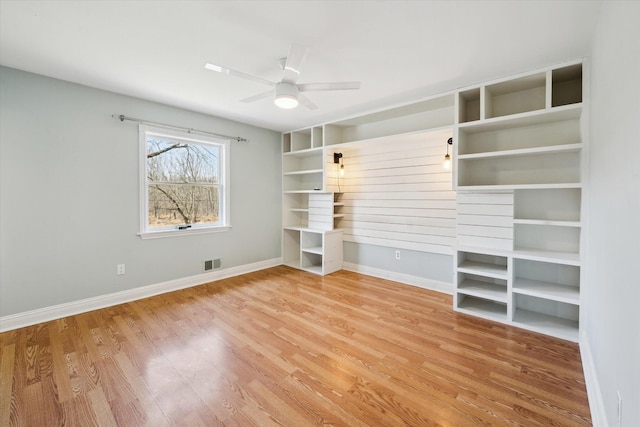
[0,266,591,426]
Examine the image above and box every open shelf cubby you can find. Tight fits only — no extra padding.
[457,273,508,303]
[457,150,580,188]
[458,88,481,123]
[283,147,324,192]
[301,230,323,253]
[283,193,309,228]
[283,172,323,192]
[457,114,581,156]
[552,63,583,107]
[283,126,325,153]
[514,188,581,224]
[323,94,454,145]
[457,294,508,322]
[457,251,508,279]
[513,294,579,341]
[485,72,546,119]
[301,251,323,274]
[291,128,312,151]
[514,223,580,255]
[312,126,323,149]
[283,147,324,173]
[513,258,580,304]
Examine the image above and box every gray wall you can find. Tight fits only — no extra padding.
[0,66,282,317]
[344,242,452,284]
[587,2,640,426]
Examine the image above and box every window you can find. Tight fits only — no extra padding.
[139,125,230,238]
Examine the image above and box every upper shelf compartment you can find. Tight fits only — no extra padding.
[486,72,546,119]
[552,63,583,108]
[283,126,323,154]
[456,62,583,125]
[458,88,481,124]
[323,94,454,146]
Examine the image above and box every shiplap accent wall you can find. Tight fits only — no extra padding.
[327,129,456,255]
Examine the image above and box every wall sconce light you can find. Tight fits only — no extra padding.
[334,152,345,176]
[443,137,453,170]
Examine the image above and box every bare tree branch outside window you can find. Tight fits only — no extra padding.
[146,138,221,228]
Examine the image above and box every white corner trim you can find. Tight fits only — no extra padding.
[580,332,608,427]
[342,262,453,295]
[0,257,282,333]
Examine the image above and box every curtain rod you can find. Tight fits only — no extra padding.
[112,114,248,142]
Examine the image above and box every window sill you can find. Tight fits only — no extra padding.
[138,225,231,239]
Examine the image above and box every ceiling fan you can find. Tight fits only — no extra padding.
[205,43,360,110]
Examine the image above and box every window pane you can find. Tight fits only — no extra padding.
[148,184,220,228]
[146,138,220,184]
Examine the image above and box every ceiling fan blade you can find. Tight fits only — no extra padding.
[205,63,275,87]
[240,90,274,104]
[298,94,318,110]
[282,44,309,83]
[298,82,361,92]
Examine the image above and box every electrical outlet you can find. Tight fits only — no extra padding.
[395,250,401,260]
[117,264,125,275]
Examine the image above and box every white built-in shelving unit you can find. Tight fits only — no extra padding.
[282,94,455,275]
[281,60,587,342]
[282,126,344,275]
[453,61,586,342]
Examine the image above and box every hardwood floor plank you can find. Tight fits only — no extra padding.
[111,352,170,427]
[87,387,118,427]
[0,343,17,426]
[61,393,100,426]
[246,378,317,427]
[48,321,75,403]
[0,266,591,426]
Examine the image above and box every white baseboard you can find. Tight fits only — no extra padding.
[342,262,453,295]
[580,332,608,427]
[0,257,282,333]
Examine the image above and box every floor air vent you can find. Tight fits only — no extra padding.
[204,259,222,272]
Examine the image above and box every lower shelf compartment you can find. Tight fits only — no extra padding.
[302,246,323,255]
[456,294,508,322]
[301,251,323,274]
[512,308,578,341]
[513,278,579,304]
[457,277,508,303]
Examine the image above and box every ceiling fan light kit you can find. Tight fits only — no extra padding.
[205,43,361,110]
[274,83,299,109]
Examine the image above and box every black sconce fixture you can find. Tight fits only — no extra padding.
[443,137,453,170]
[334,152,345,176]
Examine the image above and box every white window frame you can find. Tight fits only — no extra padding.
[138,125,231,239]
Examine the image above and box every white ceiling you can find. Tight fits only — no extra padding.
[0,1,602,132]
